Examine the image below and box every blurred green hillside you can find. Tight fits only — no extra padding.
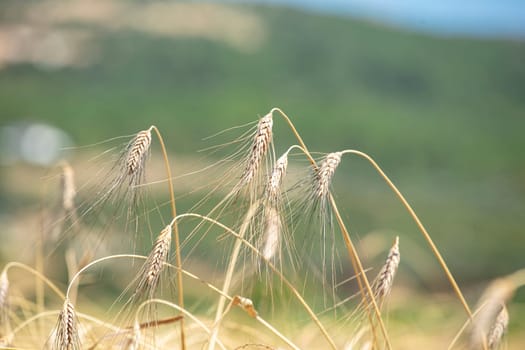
[1,2,524,285]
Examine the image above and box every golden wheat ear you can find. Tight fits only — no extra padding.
[372,236,400,306]
[143,225,172,294]
[487,305,509,350]
[258,147,293,265]
[313,152,342,203]
[54,299,80,350]
[126,128,152,178]
[126,225,173,303]
[240,112,273,187]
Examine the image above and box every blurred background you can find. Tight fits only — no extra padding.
[0,0,524,347]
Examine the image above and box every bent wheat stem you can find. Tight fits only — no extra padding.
[173,213,338,350]
[340,149,473,320]
[270,107,390,348]
[207,203,259,350]
[136,298,227,350]
[150,125,186,350]
[3,262,66,301]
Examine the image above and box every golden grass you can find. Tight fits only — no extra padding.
[0,108,521,350]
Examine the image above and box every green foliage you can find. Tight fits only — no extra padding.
[0,5,524,281]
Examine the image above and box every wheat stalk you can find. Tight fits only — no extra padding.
[126,128,152,177]
[241,113,273,186]
[373,236,400,303]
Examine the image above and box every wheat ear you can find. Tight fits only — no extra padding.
[261,206,281,261]
[145,225,172,288]
[314,152,342,201]
[266,151,289,204]
[55,299,79,350]
[260,146,301,263]
[373,236,400,304]
[269,108,391,348]
[260,150,289,262]
[241,113,273,186]
[175,213,337,350]
[126,128,152,176]
[487,305,508,350]
[149,125,186,350]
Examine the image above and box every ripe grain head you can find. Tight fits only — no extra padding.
[126,128,152,178]
[471,277,514,349]
[55,299,80,350]
[313,152,342,201]
[487,305,509,350]
[261,206,281,261]
[145,225,172,288]
[373,236,400,303]
[241,113,273,186]
[266,152,288,204]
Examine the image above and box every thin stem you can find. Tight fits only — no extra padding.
[272,108,389,348]
[341,149,473,319]
[150,125,186,350]
[66,254,145,298]
[175,213,338,350]
[3,262,66,301]
[330,194,390,349]
[207,203,258,350]
[136,298,227,350]
[448,302,487,350]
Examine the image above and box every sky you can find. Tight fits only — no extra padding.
[237,0,525,39]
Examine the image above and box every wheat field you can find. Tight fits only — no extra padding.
[0,108,523,350]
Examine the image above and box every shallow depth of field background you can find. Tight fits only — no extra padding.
[0,0,524,348]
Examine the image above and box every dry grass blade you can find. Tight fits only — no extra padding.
[487,305,508,350]
[126,128,152,177]
[314,152,342,201]
[372,236,400,303]
[241,113,273,186]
